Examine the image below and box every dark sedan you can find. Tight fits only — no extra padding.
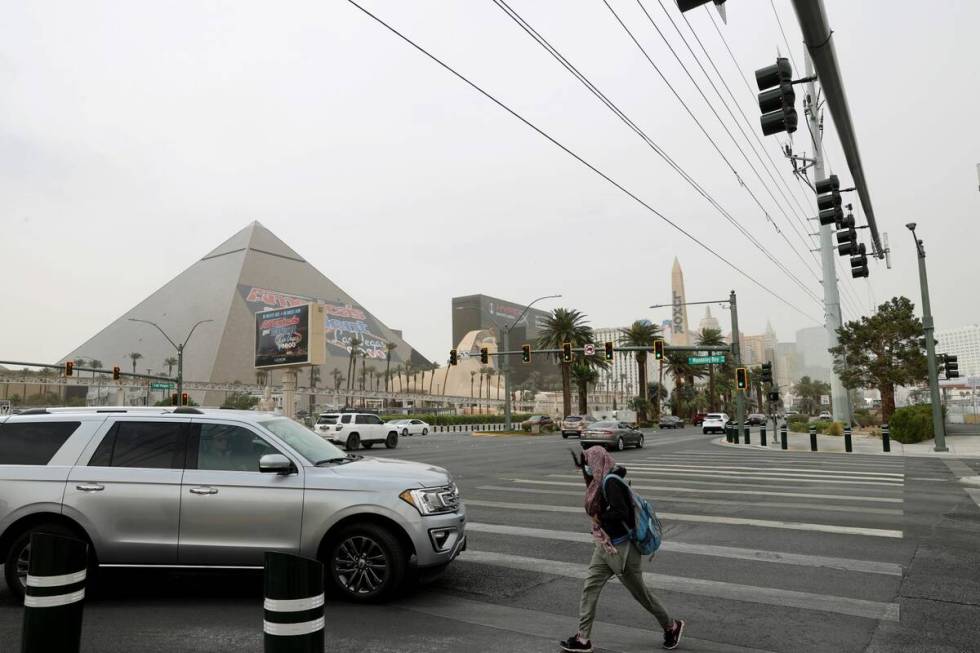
[747,413,767,426]
[580,421,644,451]
[658,415,685,429]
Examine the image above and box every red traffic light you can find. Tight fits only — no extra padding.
[65,361,74,376]
[181,392,189,406]
[112,366,121,381]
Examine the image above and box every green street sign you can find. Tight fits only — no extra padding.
[150,382,175,389]
[688,355,725,365]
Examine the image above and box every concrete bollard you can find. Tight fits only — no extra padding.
[760,424,767,447]
[780,424,788,450]
[882,423,890,453]
[844,425,853,453]
[263,552,325,653]
[21,531,88,653]
[809,424,817,452]
[743,423,750,446]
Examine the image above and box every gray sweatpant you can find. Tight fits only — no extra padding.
[577,541,672,638]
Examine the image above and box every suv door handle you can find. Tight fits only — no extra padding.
[76,483,105,492]
[189,486,218,495]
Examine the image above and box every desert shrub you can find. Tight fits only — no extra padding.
[889,405,937,444]
[827,421,844,437]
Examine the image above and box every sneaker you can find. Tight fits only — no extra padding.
[559,634,593,652]
[663,619,685,650]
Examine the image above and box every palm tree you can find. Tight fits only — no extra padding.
[696,328,726,412]
[381,342,396,392]
[617,321,661,423]
[346,337,362,392]
[571,362,600,415]
[478,367,488,405]
[665,352,698,417]
[128,352,143,376]
[163,356,178,378]
[330,368,344,391]
[537,308,593,418]
[470,370,477,398]
[429,362,440,395]
[485,368,496,402]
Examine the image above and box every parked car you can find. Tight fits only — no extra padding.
[580,421,644,451]
[818,411,833,421]
[316,412,400,450]
[386,418,430,437]
[0,406,465,602]
[692,412,707,426]
[658,415,685,429]
[701,412,730,434]
[560,415,597,438]
[521,415,555,430]
[747,413,767,426]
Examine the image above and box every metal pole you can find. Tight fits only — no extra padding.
[913,233,948,451]
[503,328,512,431]
[176,344,183,405]
[805,51,851,426]
[729,290,745,442]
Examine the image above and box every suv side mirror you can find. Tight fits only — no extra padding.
[259,454,295,475]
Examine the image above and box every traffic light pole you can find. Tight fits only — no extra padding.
[910,229,948,452]
[729,290,745,439]
[502,328,512,431]
[805,52,851,426]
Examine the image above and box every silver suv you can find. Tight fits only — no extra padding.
[0,407,465,602]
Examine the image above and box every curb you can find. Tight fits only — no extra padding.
[711,435,980,459]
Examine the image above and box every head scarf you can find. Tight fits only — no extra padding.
[583,447,619,553]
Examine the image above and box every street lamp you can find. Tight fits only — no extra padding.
[906,223,948,452]
[128,318,213,406]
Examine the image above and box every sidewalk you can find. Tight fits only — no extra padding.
[713,429,980,458]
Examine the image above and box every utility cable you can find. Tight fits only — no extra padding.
[492,0,822,304]
[344,0,823,323]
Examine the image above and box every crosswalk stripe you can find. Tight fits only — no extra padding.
[476,485,904,517]
[517,478,903,503]
[670,451,904,468]
[623,465,904,484]
[460,550,901,622]
[465,522,905,576]
[595,468,903,487]
[464,499,904,538]
[625,463,904,478]
[546,473,904,495]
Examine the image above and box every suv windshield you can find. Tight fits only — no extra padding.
[317,415,340,425]
[260,418,345,463]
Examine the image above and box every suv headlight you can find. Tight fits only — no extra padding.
[400,483,460,516]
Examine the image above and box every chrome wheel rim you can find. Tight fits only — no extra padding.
[638,435,644,448]
[15,542,30,589]
[334,535,388,596]
[617,438,624,451]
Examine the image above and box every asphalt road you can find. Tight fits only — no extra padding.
[2,427,979,652]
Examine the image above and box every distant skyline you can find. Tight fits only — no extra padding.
[1,1,977,366]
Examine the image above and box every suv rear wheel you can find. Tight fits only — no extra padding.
[3,522,86,600]
[326,523,405,603]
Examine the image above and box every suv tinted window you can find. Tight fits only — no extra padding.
[0,421,81,465]
[316,415,339,425]
[340,415,352,424]
[192,423,278,472]
[89,421,187,469]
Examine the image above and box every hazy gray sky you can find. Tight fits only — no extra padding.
[2,0,977,367]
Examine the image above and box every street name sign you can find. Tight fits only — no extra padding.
[150,382,175,390]
[688,355,725,365]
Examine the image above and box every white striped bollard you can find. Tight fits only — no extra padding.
[881,423,890,453]
[263,552,324,653]
[21,531,88,653]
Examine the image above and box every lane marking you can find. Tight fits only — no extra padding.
[942,459,980,510]
[664,452,905,468]
[476,485,904,516]
[625,463,904,478]
[460,550,901,622]
[465,500,905,538]
[466,522,904,576]
[623,466,904,484]
[516,477,903,503]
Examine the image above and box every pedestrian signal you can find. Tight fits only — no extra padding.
[604,341,614,360]
[736,367,748,389]
[480,347,489,364]
[561,342,572,363]
[522,344,531,363]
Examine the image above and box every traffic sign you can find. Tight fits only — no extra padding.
[583,343,596,356]
[688,355,725,365]
[150,382,175,390]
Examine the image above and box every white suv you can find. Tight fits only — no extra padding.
[702,413,730,434]
[316,412,400,451]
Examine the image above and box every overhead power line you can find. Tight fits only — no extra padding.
[491,0,822,305]
[344,0,823,324]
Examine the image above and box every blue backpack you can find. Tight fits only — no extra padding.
[602,474,663,556]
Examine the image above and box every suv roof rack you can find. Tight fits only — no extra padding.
[172,407,204,414]
[17,408,50,415]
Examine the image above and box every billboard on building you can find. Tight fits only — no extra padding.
[254,303,325,368]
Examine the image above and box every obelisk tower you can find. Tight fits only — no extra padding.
[671,258,690,346]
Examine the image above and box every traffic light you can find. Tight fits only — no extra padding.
[851,245,869,278]
[171,393,179,406]
[760,362,773,385]
[561,342,572,363]
[654,339,664,360]
[837,227,858,256]
[604,341,614,360]
[449,349,458,366]
[736,367,748,389]
[181,392,189,406]
[840,212,855,230]
[755,58,797,136]
[768,391,780,402]
[522,344,531,363]
[480,347,489,364]
[943,354,959,379]
[65,361,74,377]
[112,365,121,381]
[815,175,843,226]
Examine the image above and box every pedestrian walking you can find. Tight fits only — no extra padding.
[560,446,685,652]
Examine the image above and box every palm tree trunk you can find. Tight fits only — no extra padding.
[636,354,648,423]
[560,363,572,417]
[708,366,716,412]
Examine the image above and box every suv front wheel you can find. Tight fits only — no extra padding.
[326,523,405,603]
[385,432,398,449]
[346,433,360,451]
